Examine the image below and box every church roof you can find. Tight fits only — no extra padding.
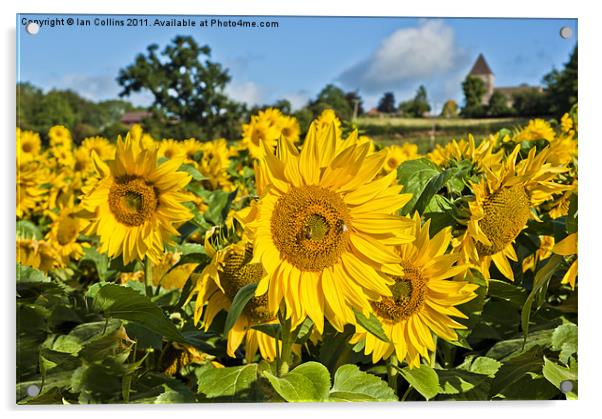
[469,54,493,76]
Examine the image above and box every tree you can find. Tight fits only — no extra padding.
[377,92,396,114]
[461,76,486,117]
[397,86,431,117]
[440,100,459,118]
[512,89,549,117]
[309,84,354,121]
[487,91,513,117]
[543,45,577,117]
[117,36,244,140]
[345,91,364,118]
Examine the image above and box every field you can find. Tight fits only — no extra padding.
[16,109,578,403]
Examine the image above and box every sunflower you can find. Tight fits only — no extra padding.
[277,115,301,143]
[181,138,204,163]
[552,233,577,289]
[46,201,88,262]
[189,235,293,362]
[81,134,193,264]
[455,145,569,281]
[17,161,48,218]
[158,139,185,160]
[383,143,419,173]
[349,215,478,367]
[241,115,280,159]
[48,125,72,150]
[17,128,41,164]
[80,136,115,161]
[198,139,235,191]
[241,120,415,334]
[427,134,503,170]
[314,109,342,139]
[514,119,555,142]
[17,239,62,272]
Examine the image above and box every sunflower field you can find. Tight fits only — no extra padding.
[16,107,578,403]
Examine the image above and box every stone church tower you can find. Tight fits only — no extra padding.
[468,53,494,105]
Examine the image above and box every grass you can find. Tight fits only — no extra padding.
[355,116,531,153]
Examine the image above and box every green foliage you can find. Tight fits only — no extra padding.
[543,45,578,117]
[461,76,486,117]
[307,84,355,122]
[223,283,258,334]
[196,364,259,400]
[440,99,459,118]
[398,85,431,117]
[399,364,440,400]
[329,364,397,402]
[512,88,549,117]
[353,309,389,343]
[117,35,245,140]
[487,90,514,117]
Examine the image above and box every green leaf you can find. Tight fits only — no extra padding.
[80,247,112,281]
[179,163,207,181]
[486,328,554,361]
[488,279,528,307]
[196,364,258,399]
[551,323,578,364]
[250,323,281,339]
[17,220,42,240]
[521,255,563,345]
[542,357,577,399]
[223,283,257,335]
[17,264,49,283]
[436,369,489,396]
[453,268,488,349]
[204,189,238,225]
[353,309,389,343]
[396,158,441,215]
[399,364,440,400]
[329,364,397,402]
[467,357,502,377]
[92,284,185,343]
[154,382,197,404]
[413,170,452,214]
[489,345,545,397]
[263,362,331,402]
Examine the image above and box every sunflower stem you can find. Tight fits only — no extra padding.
[430,336,438,367]
[144,256,153,298]
[277,310,300,377]
[387,355,399,393]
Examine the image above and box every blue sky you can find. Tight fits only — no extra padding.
[17,14,577,112]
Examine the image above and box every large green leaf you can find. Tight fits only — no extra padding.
[196,364,258,399]
[92,284,184,343]
[396,158,441,215]
[542,357,577,400]
[223,283,257,335]
[17,264,49,283]
[329,364,397,402]
[263,362,331,402]
[489,345,545,397]
[551,323,578,364]
[399,364,440,400]
[413,170,452,214]
[17,220,42,240]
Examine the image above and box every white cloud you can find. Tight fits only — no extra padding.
[225,81,263,107]
[338,20,463,94]
[281,90,311,111]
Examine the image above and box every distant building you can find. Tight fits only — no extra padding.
[467,54,542,107]
[120,111,152,127]
[468,54,495,105]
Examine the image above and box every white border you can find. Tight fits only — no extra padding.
[2,1,599,419]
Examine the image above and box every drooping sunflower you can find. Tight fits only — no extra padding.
[350,215,478,367]
[81,134,193,264]
[455,145,569,281]
[189,235,293,362]
[241,120,415,333]
[17,238,62,272]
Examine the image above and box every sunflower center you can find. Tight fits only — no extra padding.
[371,263,427,322]
[56,215,79,245]
[252,127,266,144]
[108,176,159,226]
[22,143,33,153]
[164,149,174,159]
[271,185,351,272]
[476,184,531,256]
[220,244,272,323]
[282,127,291,137]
